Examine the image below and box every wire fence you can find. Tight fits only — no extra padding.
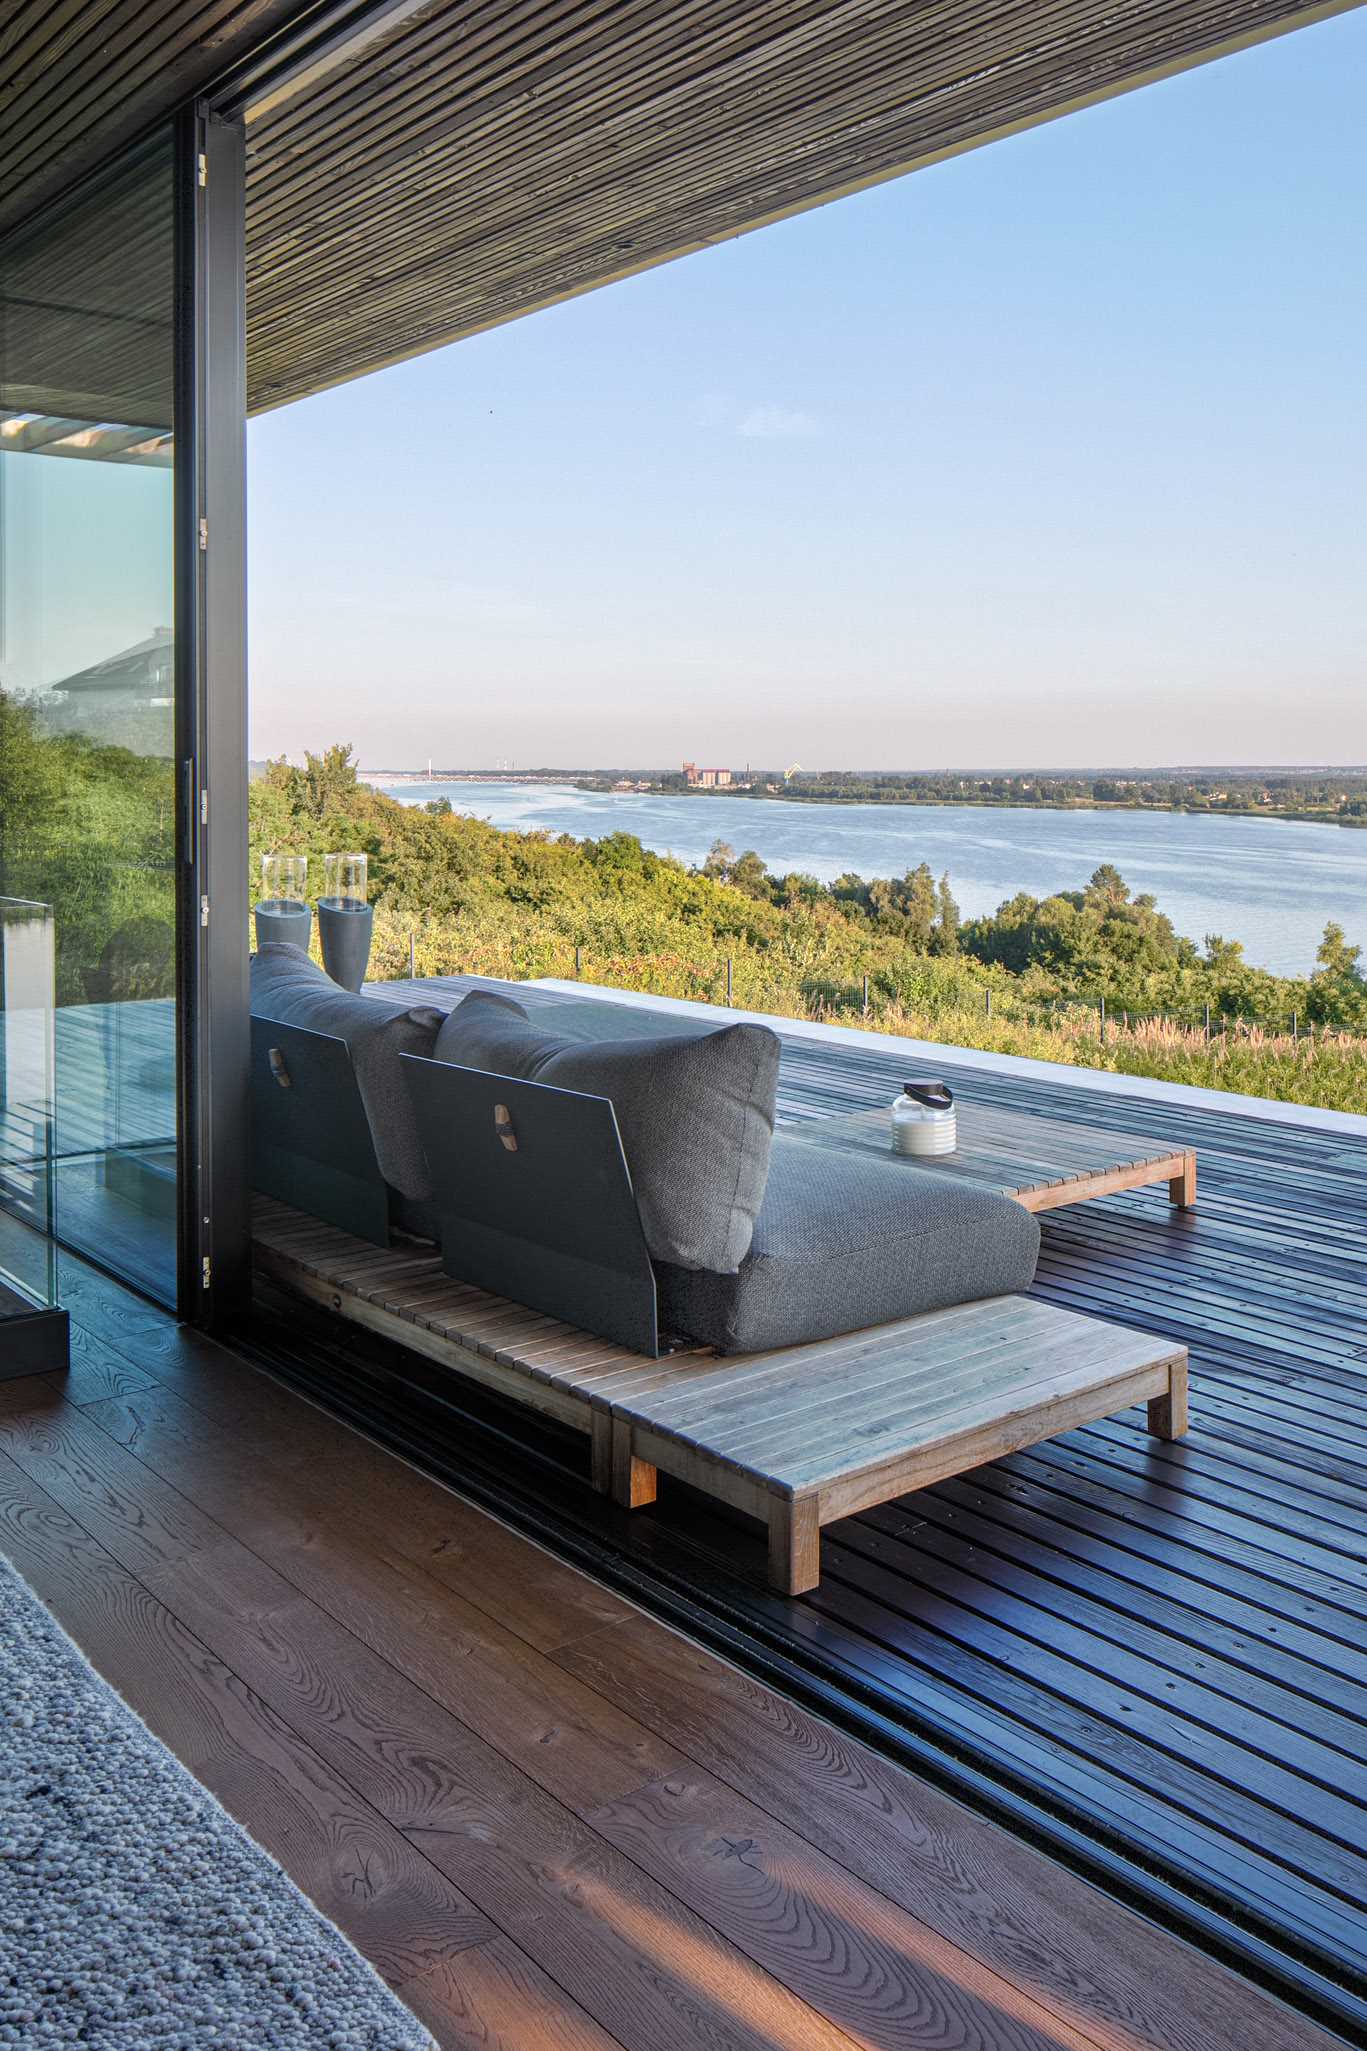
[403,930,1363,1054]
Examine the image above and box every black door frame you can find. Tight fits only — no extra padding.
[174,106,250,1325]
[1,116,248,1327]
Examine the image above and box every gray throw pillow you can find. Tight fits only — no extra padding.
[250,943,445,1199]
[434,990,780,1273]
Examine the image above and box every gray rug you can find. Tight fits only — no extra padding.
[0,1553,436,2049]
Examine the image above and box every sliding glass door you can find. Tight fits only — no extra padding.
[0,136,180,1304]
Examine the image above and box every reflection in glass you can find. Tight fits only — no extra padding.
[256,853,312,952]
[262,852,308,907]
[0,136,178,1302]
[0,896,56,1312]
[323,851,368,907]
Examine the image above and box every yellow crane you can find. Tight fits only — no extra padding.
[783,763,801,783]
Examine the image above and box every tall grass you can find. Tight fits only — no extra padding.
[368,908,1367,1114]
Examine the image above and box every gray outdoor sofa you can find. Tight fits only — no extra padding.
[250,945,1192,1597]
[250,942,1040,1355]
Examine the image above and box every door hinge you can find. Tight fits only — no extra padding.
[200,787,209,826]
[201,1255,212,1289]
[198,151,208,189]
[200,895,210,928]
[198,517,208,551]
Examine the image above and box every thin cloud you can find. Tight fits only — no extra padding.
[737,405,821,440]
[693,392,734,428]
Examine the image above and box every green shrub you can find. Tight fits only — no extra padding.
[250,748,1367,1116]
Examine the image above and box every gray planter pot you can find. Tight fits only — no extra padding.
[317,899,373,990]
[254,900,312,953]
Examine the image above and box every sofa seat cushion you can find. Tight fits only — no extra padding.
[433,990,780,1273]
[654,1133,1041,1353]
[250,943,445,1200]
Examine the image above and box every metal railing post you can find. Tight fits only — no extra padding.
[726,956,733,1006]
[1099,995,1107,1044]
[862,972,869,1017]
[574,945,582,979]
[408,931,416,978]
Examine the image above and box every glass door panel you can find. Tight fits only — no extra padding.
[0,136,178,1303]
[0,895,55,1313]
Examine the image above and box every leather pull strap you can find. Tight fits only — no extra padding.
[904,1081,953,1109]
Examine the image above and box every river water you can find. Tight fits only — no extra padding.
[370,778,1367,978]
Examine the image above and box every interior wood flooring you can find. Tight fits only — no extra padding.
[0,1253,1347,2051]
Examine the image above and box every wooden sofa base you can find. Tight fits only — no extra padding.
[611,1351,1188,1596]
[784,1100,1197,1216]
[253,1198,1188,1597]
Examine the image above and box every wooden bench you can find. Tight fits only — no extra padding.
[784,1100,1198,1212]
[253,1196,1188,1595]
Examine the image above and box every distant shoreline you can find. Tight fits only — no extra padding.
[365,774,1366,831]
[622,790,1367,829]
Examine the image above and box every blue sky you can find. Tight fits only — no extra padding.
[248,8,1367,771]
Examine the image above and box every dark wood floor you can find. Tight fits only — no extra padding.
[0,1256,1348,2051]
[769,1027,1367,2019]
[351,979,1367,2036]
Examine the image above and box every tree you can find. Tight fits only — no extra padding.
[299,743,361,819]
[886,863,937,949]
[930,872,960,955]
[584,831,660,898]
[728,849,771,900]
[1084,864,1130,909]
[775,870,822,907]
[1307,922,1366,1027]
[702,839,734,878]
[1315,922,1363,985]
[830,872,871,919]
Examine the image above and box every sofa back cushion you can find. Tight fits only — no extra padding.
[250,944,444,1199]
[433,991,780,1273]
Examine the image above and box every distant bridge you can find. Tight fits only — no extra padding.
[360,769,592,785]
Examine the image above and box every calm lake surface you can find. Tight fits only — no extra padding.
[371,779,1367,978]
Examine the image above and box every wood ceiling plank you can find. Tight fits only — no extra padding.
[241,0,1358,408]
[0,0,318,234]
[3,2,1352,402]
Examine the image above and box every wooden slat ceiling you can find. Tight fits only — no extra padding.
[1,2,1357,416]
[1,137,175,437]
[0,2,323,239]
[241,0,1360,411]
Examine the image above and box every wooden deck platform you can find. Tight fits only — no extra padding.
[289,977,1363,2037]
[0,1267,1344,2051]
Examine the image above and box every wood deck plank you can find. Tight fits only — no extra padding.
[345,980,1367,2027]
[783,1101,1186,1202]
[0,1337,1340,2051]
[555,1613,1342,2051]
[38,979,1367,2027]
[73,1381,1159,2051]
[0,1453,497,1991]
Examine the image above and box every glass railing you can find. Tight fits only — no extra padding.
[0,895,56,1312]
